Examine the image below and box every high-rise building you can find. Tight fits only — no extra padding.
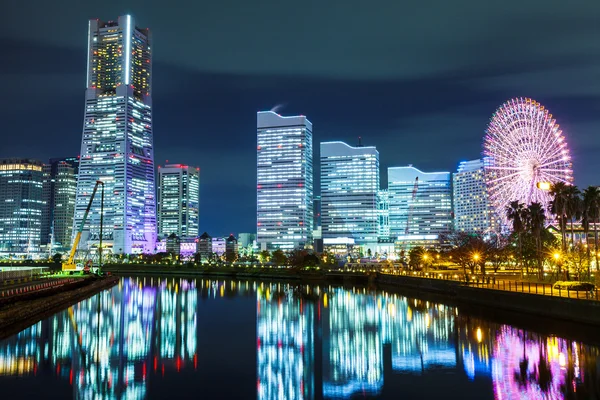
[0,159,45,255]
[320,141,379,245]
[388,166,452,248]
[41,157,79,251]
[73,15,156,255]
[157,164,200,239]
[453,159,497,233]
[257,111,313,250]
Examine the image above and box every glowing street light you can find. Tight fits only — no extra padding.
[473,253,480,262]
[553,252,560,261]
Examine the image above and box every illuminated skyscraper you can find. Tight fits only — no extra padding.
[157,164,200,239]
[388,166,452,248]
[453,159,497,233]
[73,15,156,254]
[257,111,313,250]
[41,157,78,251]
[320,141,379,245]
[0,159,45,254]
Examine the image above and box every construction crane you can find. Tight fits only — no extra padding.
[405,177,419,235]
[63,180,104,272]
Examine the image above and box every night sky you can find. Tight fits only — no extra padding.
[1,0,598,236]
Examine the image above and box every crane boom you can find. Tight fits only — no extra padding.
[63,180,104,271]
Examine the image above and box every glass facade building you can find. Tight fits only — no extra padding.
[157,164,200,239]
[453,159,497,234]
[388,166,452,246]
[0,159,45,255]
[320,141,379,244]
[41,157,78,252]
[73,15,156,255]
[257,111,313,250]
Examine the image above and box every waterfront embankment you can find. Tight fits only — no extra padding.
[0,275,119,340]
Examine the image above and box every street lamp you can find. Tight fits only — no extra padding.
[473,253,480,262]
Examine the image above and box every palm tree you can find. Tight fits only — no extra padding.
[565,185,582,248]
[527,202,546,279]
[583,186,600,273]
[550,182,569,251]
[507,201,527,275]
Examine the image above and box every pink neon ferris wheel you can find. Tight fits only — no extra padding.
[483,98,573,228]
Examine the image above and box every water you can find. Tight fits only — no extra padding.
[0,277,598,400]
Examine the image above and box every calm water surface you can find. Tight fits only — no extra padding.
[0,277,599,399]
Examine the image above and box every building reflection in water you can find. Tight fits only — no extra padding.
[0,277,598,400]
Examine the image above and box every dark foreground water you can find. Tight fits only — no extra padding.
[0,277,599,399]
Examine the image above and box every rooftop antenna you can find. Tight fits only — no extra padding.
[357,137,363,147]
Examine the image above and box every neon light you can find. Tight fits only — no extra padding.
[125,15,131,85]
[86,20,91,88]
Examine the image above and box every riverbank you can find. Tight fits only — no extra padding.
[0,275,119,340]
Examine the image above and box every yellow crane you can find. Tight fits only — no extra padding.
[63,180,104,272]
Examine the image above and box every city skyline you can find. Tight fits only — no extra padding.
[1,2,598,236]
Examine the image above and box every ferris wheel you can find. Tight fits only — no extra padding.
[483,97,573,228]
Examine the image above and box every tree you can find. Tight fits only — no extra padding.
[258,250,270,264]
[408,246,426,269]
[446,232,489,276]
[583,186,600,272]
[52,253,63,264]
[526,202,546,280]
[507,201,527,275]
[550,182,569,251]
[565,185,582,248]
[271,249,287,267]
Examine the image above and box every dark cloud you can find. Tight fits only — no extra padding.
[0,0,598,235]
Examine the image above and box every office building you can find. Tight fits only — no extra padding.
[388,166,452,248]
[320,141,379,247]
[73,15,156,255]
[225,234,238,261]
[41,157,79,252]
[157,164,200,239]
[376,189,390,240]
[257,111,313,250]
[0,159,45,255]
[453,159,497,233]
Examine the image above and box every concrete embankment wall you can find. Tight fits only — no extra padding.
[0,276,119,340]
[376,273,600,326]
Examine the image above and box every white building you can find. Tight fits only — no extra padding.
[73,15,156,255]
[257,111,313,250]
[388,166,452,248]
[157,164,200,239]
[320,141,379,247]
[453,159,497,234]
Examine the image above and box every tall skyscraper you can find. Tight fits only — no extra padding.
[453,159,497,233]
[257,111,313,250]
[157,164,200,239]
[41,157,79,251]
[73,15,156,255]
[0,159,45,255]
[388,166,452,247]
[320,141,379,245]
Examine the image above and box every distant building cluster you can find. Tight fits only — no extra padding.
[0,14,509,261]
[254,111,496,258]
